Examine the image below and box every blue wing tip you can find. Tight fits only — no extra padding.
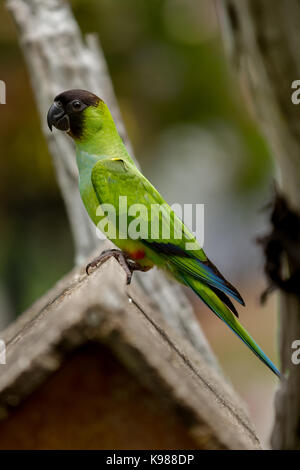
[272,365,282,379]
[264,356,281,378]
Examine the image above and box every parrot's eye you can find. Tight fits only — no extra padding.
[72,100,82,110]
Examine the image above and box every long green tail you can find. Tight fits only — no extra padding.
[180,273,280,378]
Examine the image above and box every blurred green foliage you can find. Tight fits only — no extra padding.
[0,0,273,320]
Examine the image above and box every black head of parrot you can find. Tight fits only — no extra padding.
[47,89,100,136]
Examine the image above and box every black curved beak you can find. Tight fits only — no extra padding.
[47,102,70,132]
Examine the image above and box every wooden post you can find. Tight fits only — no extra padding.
[216,0,300,449]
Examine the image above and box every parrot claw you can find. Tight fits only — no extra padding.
[85,249,150,285]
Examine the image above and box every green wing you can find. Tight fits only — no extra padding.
[91,157,205,259]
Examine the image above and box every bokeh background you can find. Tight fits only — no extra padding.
[0,0,278,446]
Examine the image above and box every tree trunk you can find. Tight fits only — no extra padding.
[216,0,300,449]
[6,0,219,371]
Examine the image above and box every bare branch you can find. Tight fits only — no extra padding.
[7,0,220,369]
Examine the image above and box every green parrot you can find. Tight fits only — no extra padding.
[47,89,280,377]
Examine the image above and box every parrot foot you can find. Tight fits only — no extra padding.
[86,249,151,285]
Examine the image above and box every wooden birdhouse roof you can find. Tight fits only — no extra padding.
[0,258,261,449]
